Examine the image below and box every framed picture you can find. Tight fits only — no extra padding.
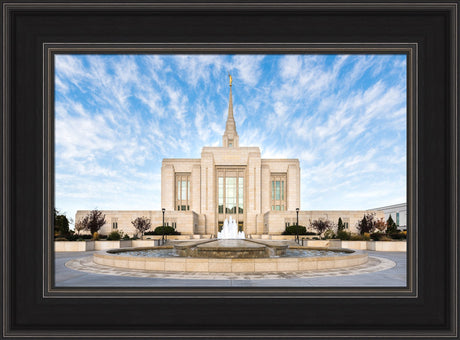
[2,1,458,339]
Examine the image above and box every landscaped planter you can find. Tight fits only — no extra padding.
[94,240,132,250]
[341,241,368,250]
[55,241,95,252]
[132,240,158,247]
[270,235,297,241]
[142,235,192,240]
[142,235,161,240]
[166,235,193,240]
[373,241,406,252]
[303,240,334,248]
[342,240,406,251]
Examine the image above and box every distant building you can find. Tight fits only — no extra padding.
[369,203,407,230]
[76,76,383,237]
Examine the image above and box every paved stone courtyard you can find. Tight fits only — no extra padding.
[55,251,406,287]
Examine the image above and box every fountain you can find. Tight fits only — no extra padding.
[175,217,285,258]
[217,216,245,239]
[92,216,368,273]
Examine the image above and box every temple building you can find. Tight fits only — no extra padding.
[76,76,383,237]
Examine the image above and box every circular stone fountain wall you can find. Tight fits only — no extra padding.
[93,240,368,273]
[174,239,288,258]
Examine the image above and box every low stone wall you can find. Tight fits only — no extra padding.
[94,240,132,250]
[55,241,95,252]
[142,235,194,240]
[93,249,368,273]
[132,240,158,247]
[54,239,407,252]
[340,241,369,250]
[333,240,406,252]
[371,241,407,252]
[302,240,342,248]
[142,235,161,240]
[270,235,297,241]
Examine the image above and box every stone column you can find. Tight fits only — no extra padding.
[287,163,300,211]
[191,164,201,214]
[161,163,175,211]
[247,152,261,235]
[201,152,215,234]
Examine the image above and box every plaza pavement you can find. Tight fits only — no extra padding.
[55,250,406,287]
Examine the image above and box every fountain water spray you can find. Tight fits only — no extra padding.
[217,216,245,239]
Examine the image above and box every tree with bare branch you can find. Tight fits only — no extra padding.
[374,218,386,232]
[74,216,87,236]
[131,216,152,237]
[79,209,106,237]
[310,219,334,235]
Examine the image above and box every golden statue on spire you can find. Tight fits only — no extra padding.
[229,74,232,86]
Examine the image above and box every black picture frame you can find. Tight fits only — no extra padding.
[2,1,458,339]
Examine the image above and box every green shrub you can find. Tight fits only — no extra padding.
[65,234,79,241]
[357,213,376,235]
[74,234,92,240]
[337,217,345,231]
[107,230,121,240]
[370,233,394,241]
[58,234,92,241]
[122,234,130,240]
[149,226,181,235]
[350,233,370,241]
[336,230,351,240]
[282,225,308,235]
[386,215,398,234]
[323,229,336,239]
[390,232,406,240]
[370,232,382,241]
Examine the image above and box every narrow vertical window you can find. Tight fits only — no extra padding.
[271,174,287,211]
[175,174,191,211]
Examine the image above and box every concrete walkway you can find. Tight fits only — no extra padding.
[55,250,406,287]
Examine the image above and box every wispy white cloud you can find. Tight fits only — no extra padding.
[231,55,264,87]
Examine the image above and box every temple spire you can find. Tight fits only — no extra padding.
[222,74,239,148]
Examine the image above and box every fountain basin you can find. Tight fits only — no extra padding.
[174,239,288,258]
[93,245,367,273]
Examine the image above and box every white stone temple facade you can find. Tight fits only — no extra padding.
[76,77,383,237]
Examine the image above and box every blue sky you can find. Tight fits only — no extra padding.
[55,54,406,224]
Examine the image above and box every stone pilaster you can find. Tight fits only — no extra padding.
[200,151,215,234]
[287,162,300,211]
[161,163,175,211]
[191,164,201,213]
[261,164,270,214]
[247,152,261,234]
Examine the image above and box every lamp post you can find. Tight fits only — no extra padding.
[162,208,165,246]
[296,208,299,244]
